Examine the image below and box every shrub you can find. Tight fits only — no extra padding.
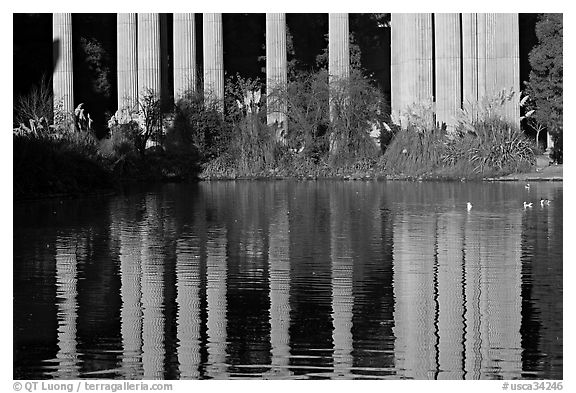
[171,88,232,162]
[14,75,53,127]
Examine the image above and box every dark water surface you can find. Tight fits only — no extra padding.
[14,181,563,380]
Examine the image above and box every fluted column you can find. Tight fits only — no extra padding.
[484,14,499,98]
[137,13,161,100]
[117,13,138,111]
[391,13,433,126]
[53,13,74,118]
[411,13,434,105]
[328,13,350,123]
[497,13,520,126]
[266,13,288,143]
[477,13,488,101]
[329,13,350,82]
[435,13,462,128]
[462,13,478,117]
[203,13,224,109]
[173,13,197,101]
[391,13,406,122]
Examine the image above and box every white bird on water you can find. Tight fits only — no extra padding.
[525,183,531,190]
[524,201,533,209]
[467,202,473,211]
[540,198,551,207]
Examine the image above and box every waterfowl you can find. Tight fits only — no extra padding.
[525,183,531,189]
[523,201,533,209]
[467,202,473,211]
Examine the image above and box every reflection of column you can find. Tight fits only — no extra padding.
[173,13,197,101]
[392,213,437,379]
[463,213,484,379]
[266,13,288,142]
[437,213,464,379]
[53,13,74,116]
[206,227,228,378]
[53,235,79,378]
[266,196,291,376]
[138,13,161,98]
[483,213,522,379]
[463,211,523,379]
[117,13,138,111]
[141,197,165,379]
[203,13,224,108]
[330,192,354,378]
[435,13,461,128]
[119,222,143,379]
[175,237,202,379]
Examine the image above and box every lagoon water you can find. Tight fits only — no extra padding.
[14,181,562,380]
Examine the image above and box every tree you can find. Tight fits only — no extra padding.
[526,13,563,163]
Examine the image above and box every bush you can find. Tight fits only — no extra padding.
[171,88,232,162]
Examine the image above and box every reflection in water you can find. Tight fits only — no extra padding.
[141,195,165,379]
[330,186,354,378]
[175,233,201,379]
[52,235,80,379]
[13,181,563,380]
[392,212,437,379]
[205,226,228,379]
[118,215,143,379]
[266,186,292,378]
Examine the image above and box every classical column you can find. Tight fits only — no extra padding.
[266,13,288,143]
[117,13,138,112]
[137,13,162,99]
[434,13,462,128]
[477,13,488,101]
[203,13,224,109]
[484,14,499,99]
[390,13,405,122]
[497,13,520,126]
[392,13,433,126]
[173,13,197,101]
[411,13,434,105]
[462,13,478,117]
[328,13,350,121]
[53,13,74,118]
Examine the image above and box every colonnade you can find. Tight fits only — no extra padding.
[391,13,520,128]
[52,13,521,134]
